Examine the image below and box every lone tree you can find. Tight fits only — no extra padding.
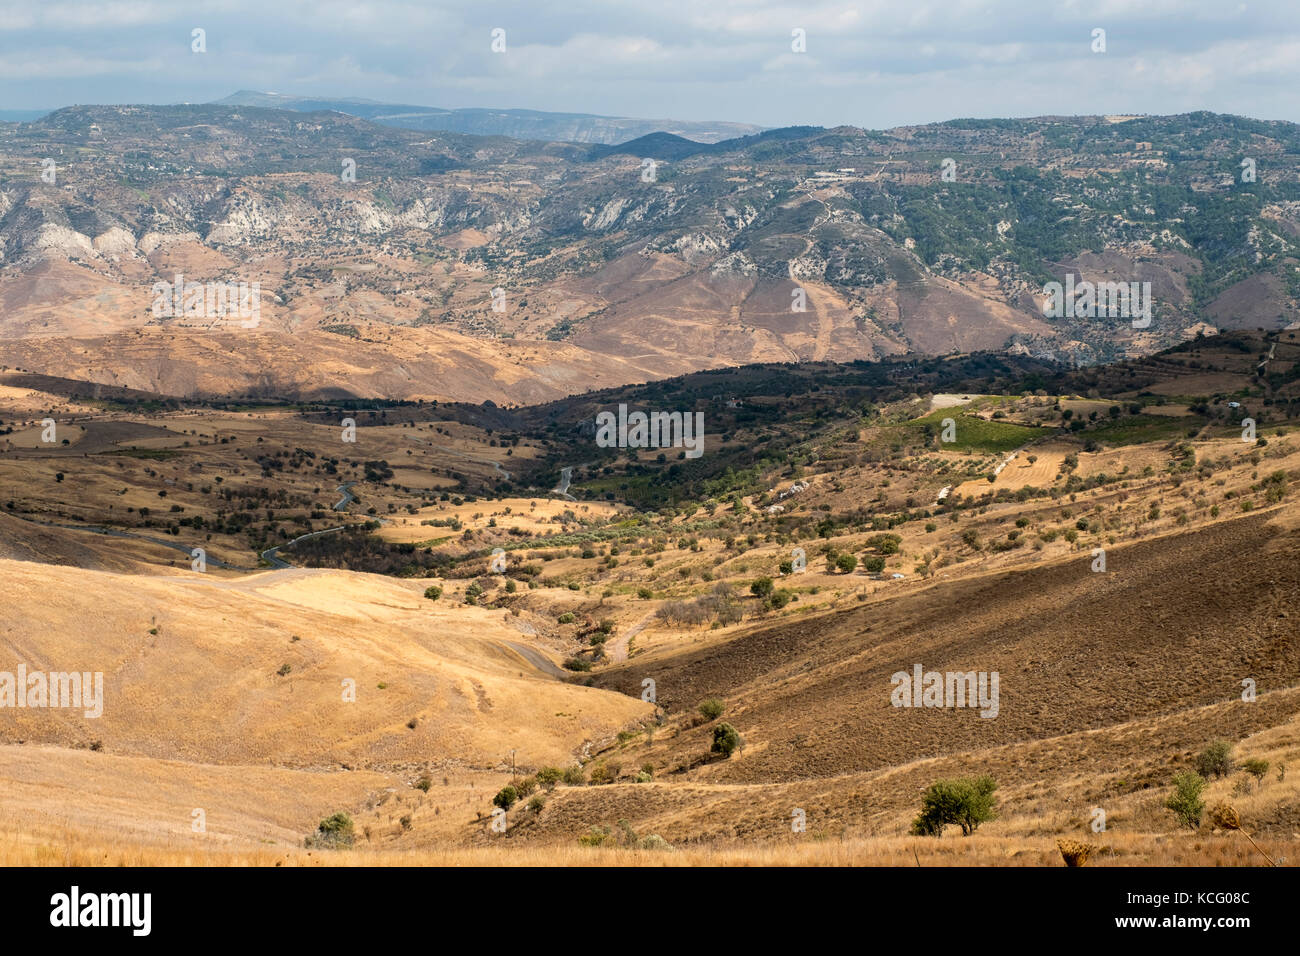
[1165,772,1206,829]
[1195,740,1234,779]
[711,722,740,757]
[910,776,998,836]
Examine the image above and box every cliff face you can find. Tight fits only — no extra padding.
[0,104,1298,401]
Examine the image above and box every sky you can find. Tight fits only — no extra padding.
[0,1,1298,129]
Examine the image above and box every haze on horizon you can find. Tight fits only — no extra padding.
[0,0,1297,130]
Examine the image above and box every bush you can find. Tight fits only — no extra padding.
[558,612,575,624]
[527,794,545,812]
[562,765,586,786]
[1165,772,1206,829]
[423,585,442,601]
[749,577,774,598]
[309,812,355,848]
[698,697,725,721]
[765,589,793,611]
[415,774,433,792]
[863,556,886,573]
[909,776,998,836]
[1195,740,1234,779]
[536,766,563,789]
[563,657,592,672]
[835,553,858,574]
[492,785,519,810]
[711,722,740,757]
[1243,758,1270,783]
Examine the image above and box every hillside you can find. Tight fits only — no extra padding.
[2,107,1299,403]
[1,332,1297,864]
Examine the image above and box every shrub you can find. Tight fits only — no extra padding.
[309,812,355,848]
[536,766,563,789]
[836,553,859,574]
[527,794,545,812]
[750,577,774,598]
[637,588,653,599]
[909,776,998,836]
[515,777,537,797]
[558,612,576,624]
[423,585,442,601]
[563,658,592,672]
[1195,740,1234,779]
[698,697,725,721]
[711,722,740,757]
[588,763,618,785]
[415,774,433,792]
[492,785,519,810]
[562,765,586,786]
[1243,758,1270,784]
[765,589,793,611]
[1165,772,1206,829]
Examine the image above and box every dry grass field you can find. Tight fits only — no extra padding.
[2,345,1298,866]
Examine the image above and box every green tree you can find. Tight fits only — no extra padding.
[311,812,355,847]
[1195,739,1234,779]
[698,697,725,721]
[1165,772,1206,829]
[910,776,998,836]
[711,722,740,757]
[835,553,859,574]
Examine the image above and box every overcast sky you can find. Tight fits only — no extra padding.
[1,1,1297,129]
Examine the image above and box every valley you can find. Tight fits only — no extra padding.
[1,329,1297,865]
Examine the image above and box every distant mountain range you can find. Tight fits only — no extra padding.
[213,91,765,145]
[1,102,1298,403]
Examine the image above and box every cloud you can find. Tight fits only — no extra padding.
[0,0,1295,126]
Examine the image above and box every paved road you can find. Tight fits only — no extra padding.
[334,482,356,511]
[260,525,347,569]
[553,466,577,500]
[500,640,567,679]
